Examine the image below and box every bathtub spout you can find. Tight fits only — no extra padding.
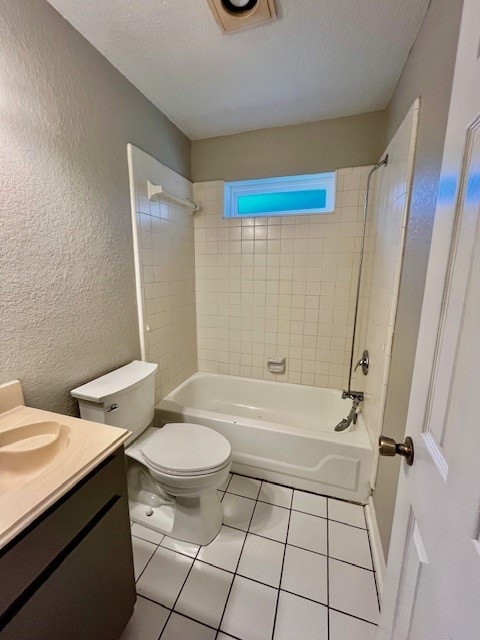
[335,396,362,432]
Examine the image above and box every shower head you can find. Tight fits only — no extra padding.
[376,154,389,169]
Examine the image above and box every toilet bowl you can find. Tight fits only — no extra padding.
[71,361,232,546]
[126,423,232,545]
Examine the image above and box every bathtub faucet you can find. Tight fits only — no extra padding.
[335,391,364,432]
[341,390,364,402]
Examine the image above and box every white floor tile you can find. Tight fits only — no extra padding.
[119,596,169,640]
[237,534,284,588]
[329,609,378,640]
[131,536,157,581]
[329,558,379,624]
[249,502,290,542]
[329,499,366,528]
[131,523,164,545]
[126,474,380,640]
[222,493,256,530]
[160,536,200,558]
[160,613,216,640]
[287,510,327,555]
[218,472,232,491]
[258,482,293,508]
[175,560,233,628]
[227,474,261,499]
[197,525,246,572]
[273,591,328,640]
[281,545,328,605]
[292,490,327,518]
[329,521,372,569]
[220,576,277,640]
[136,547,193,608]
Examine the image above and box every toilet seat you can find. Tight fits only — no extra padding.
[140,423,232,477]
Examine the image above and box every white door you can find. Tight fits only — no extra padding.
[378,0,480,638]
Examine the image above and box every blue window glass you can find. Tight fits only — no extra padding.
[224,172,335,219]
[237,189,327,215]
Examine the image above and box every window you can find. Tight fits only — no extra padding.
[224,172,336,219]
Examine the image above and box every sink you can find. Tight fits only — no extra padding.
[0,421,70,478]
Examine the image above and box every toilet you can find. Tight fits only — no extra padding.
[71,361,232,545]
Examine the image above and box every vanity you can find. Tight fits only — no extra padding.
[0,381,134,640]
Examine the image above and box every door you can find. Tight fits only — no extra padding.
[378,0,480,638]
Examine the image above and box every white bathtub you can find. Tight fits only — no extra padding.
[155,373,373,503]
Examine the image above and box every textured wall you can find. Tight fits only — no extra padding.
[0,0,190,415]
[373,0,464,557]
[191,111,386,183]
[193,169,371,389]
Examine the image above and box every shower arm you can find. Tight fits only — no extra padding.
[344,155,389,398]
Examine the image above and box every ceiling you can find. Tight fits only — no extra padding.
[47,0,430,140]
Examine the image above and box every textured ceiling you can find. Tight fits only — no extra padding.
[46,0,430,139]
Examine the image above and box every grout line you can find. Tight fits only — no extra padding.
[363,504,381,612]
[327,554,374,573]
[133,538,163,585]
[225,490,262,501]
[135,535,377,627]
[166,609,219,634]
[328,605,379,627]
[156,531,202,640]
[225,486,367,529]
[327,517,367,531]
[214,480,262,639]
[140,594,230,636]
[223,473,234,493]
[235,567,282,591]
[276,587,328,610]
[326,493,330,640]
[216,525,374,573]
[131,530,166,545]
[228,473,366,508]
[270,484,294,640]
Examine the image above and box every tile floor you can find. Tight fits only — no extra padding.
[121,474,380,640]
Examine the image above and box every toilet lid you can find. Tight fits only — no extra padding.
[140,423,232,476]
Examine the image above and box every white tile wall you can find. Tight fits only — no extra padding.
[351,101,420,463]
[193,168,372,390]
[128,145,197,402]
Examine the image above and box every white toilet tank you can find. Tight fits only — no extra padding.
[71,360,158,441]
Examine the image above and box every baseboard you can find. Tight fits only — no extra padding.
[365,496,386,599]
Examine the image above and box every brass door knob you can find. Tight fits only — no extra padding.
[379,435,414,466]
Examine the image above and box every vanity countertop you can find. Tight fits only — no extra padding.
[0,403,130,551]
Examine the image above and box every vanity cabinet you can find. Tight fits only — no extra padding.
[0,449,135,640]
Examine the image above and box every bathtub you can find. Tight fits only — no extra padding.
[155,373,373,503]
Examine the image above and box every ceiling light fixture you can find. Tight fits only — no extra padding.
[221,0,258,15]
[207,0,277,34]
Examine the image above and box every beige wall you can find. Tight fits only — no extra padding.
[191,112,387,183]
[373,0,464,557]
[0,0,190,415]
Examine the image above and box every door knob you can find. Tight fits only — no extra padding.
[379,435,414,466]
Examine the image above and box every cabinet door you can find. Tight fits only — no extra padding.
[0,498,135,640]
